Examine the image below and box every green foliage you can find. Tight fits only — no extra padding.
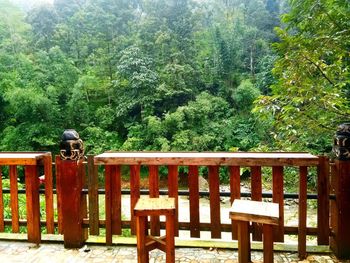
[254,0,350,153]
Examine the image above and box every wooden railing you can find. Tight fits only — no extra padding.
[93,152,326,259]
[0,152,54,243]
[0,151,340,259]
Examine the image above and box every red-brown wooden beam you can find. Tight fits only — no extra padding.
[272,166,284,242]
[229,166,240,240]
[298,166,308,259]
[0,166,4,232]
[208,166,221,239]
[10,165,19,233]
[43,154,54,234]
[168,165,179,236]
[130,165,140,235]
[25,165,41,244]
[251,166,262,241]
[188,166,200,238]
[149,165,160,236]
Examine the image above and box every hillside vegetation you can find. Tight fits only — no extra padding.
[0,0,348,156]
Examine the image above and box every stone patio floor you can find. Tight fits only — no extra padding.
[0,241,347,263]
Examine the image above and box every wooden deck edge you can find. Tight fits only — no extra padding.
[0,233,331,254]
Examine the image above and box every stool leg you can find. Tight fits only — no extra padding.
[136,216,149,263]
[237,221,251,263]
[166,214,175,263]
[263,224,274,263]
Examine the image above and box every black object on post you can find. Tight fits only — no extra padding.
[59,129,85,161]
[333,123,350,160]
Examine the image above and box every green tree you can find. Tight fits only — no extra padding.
[255,0,350,152]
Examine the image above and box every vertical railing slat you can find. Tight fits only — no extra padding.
[317,156,330,245]
[298,166,308,259]
[111,165,122,235]
[188,166,200,238]
[229,166,240,240]
[87,155,100,235]
[25,165,41,244]
[80,161,88,241]
[130,165,140,235]
[10,165,19,233]
[44,154,54,234]
[149,165,160,236]
[55,156,63,234]
[272,166,284,242]
[0,166,3,232]
[168,165,179,236]
[105,165,113,245]
[208,166,221,239]
[251,166,262,241]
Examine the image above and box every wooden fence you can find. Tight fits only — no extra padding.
[0,151,344,259]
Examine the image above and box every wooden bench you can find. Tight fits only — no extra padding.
[229,199,280,263]
[134,197,176,263]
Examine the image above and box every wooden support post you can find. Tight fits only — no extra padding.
[57,158,85,248]
[330,123,350,259]
[229,166,240,240]
[330,160,350,258]
[0,166,3,232]
[88,155,100,236]
[25,165,41,244]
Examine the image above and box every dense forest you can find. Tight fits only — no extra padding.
[0,0,349,156]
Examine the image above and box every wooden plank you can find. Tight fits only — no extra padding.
[208,166,221,239]
[55,156,63,234]
[25,165,41,244]
[10,165,19,233]
[317,156,329,245]
[87,155,99,236]
[251,166,262,241]
[229,166,240,240]
[130,165,140,235]
[0,166,3,232]
[105,165,113,245]
[229,199,279,225]
[111,165,121,235]
[298,166,308,259]
[94,152,319,167]
[272,166,284,242]
[188,166,200,238]
[43,154,54,234]
[0,153,46,165]
[149,165,160,236]
[168,165,179,236]
[134,197,175,216]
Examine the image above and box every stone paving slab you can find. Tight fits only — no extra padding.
[0,241,345,263]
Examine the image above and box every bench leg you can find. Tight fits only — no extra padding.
[166,214,175,263]
[237,221,251,263]
[136,216,149,263]
[263,224,274,263]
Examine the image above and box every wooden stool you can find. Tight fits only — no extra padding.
[229,199,280,263]
[134,197,176,263]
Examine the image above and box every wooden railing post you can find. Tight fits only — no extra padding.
[330,123,350,259]
[57,129,86,248]
[57,157,85,248]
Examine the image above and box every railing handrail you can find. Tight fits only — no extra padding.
[94,151,319,166]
